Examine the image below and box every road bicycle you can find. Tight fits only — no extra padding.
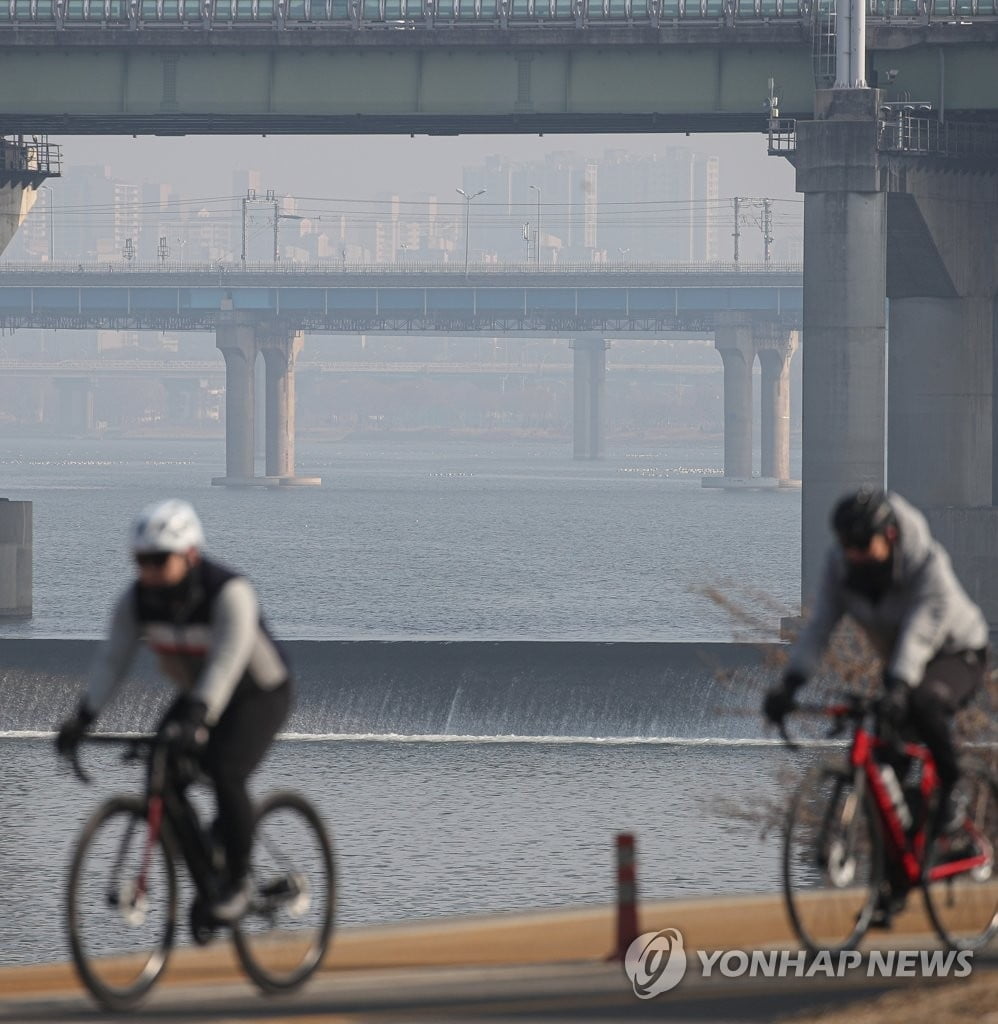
[778,693,998,954]
[63,733,335,1011]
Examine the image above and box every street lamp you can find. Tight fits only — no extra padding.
[456,187,486,276]
[529,184,542,264]
[38,184,55,263]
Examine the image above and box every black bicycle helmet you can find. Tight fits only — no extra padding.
[832,488,895,548]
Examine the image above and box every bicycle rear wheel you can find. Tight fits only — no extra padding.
[923,758,998,951]
[67,795,177,1010]
[784,761,883,953]
[232,791,335,993]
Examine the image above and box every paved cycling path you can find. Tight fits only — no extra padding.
[0,892,976,1022]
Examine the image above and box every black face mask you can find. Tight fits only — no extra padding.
[138,565,199,619]
[844,550,895,602]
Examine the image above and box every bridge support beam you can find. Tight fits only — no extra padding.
[0,180,37,258]
[213,317,257,485]
[259,328,319,485]
[53,376,94,435]
[714,317,754,480]
[795,89,888,606]
[570,335,607,460]
[0,500,32,619]
[758,328,799,484]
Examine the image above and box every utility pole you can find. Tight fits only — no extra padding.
[732,197,741,264]
[522,221,531,263]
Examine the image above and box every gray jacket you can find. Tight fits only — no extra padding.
[787,492,988,687]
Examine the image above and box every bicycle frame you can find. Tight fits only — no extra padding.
[844,713,990,887]
[72,736,221,908]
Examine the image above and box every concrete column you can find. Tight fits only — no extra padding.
[758,329,799,483]
[888,298,992,507]
[713,318,755,479]
[0,180,38,257]
[0,499,32,619]
[54,377,94,435]
[214,318,257,483]
[259,329,304,478]
[795,90,887,605]
[570,335,608,460]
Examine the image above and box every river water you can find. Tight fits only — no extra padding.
[0,435,803,966]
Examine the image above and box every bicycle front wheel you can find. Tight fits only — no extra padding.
[232,791,335,993]
[67,795,177,1011]
[784,761,883,954]
[923,757,998,951]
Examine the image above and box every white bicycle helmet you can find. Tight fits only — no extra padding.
[131,499,205,554]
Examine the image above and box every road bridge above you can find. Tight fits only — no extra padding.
[1,5,998,135]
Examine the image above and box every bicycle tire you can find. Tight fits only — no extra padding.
[783,760,883,954]
[232,791,335,993]
[922,756,998,951]
[67,795,178,1011]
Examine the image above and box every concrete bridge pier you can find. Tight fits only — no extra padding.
[713,317,755,481]
[0,499,31,619]
[570,335,608,460]
[259,328,320,486]
[758,328,799,484]
[882,171,998,627]
[794,89,888,605]
[213,318,257,486]
[54,376,94,435]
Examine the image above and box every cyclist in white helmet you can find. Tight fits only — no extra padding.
[56,499,293,924]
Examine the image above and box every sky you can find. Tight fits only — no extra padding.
[56,131,799,207]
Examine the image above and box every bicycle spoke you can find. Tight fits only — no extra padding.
[67,796,177,1011]
[923,760,998,951]
[232,792,335,993]
[784,763,882,953]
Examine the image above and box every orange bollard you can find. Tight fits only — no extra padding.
[608,832,640,961]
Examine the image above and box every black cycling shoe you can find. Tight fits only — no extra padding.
[869,884,909,930]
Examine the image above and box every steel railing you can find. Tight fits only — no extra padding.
[5,0,997,27]
[0,260,802,275]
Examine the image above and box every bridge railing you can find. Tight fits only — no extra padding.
[0,260,802,275]
[9,0,998,27]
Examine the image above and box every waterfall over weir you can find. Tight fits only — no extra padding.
[0,639,778,740]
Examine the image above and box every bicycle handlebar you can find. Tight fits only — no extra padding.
[61,733,153,785]
[773,692,876,749]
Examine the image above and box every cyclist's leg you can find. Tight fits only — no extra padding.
[907,651,985,831]
[202,678,292,908]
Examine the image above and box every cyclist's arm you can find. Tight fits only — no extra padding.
[193,577,259,726]
[888,555,953,686]
[785,550,846,680]
[83,589,141,717]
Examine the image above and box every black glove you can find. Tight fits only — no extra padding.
[162,698,210,755]
[877,673,910,727]
[763,671,806,724]
[55,704,94,758]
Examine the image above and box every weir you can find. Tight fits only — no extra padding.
[0,639,773,739]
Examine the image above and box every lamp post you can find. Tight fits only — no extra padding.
[38,184,54,263]
[529,184,542,264]
[456,187,486,276]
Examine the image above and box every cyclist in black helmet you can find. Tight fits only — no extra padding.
[763,487,989,925]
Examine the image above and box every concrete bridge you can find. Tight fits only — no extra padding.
[3,0,998,615]
[0,261,800,479]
